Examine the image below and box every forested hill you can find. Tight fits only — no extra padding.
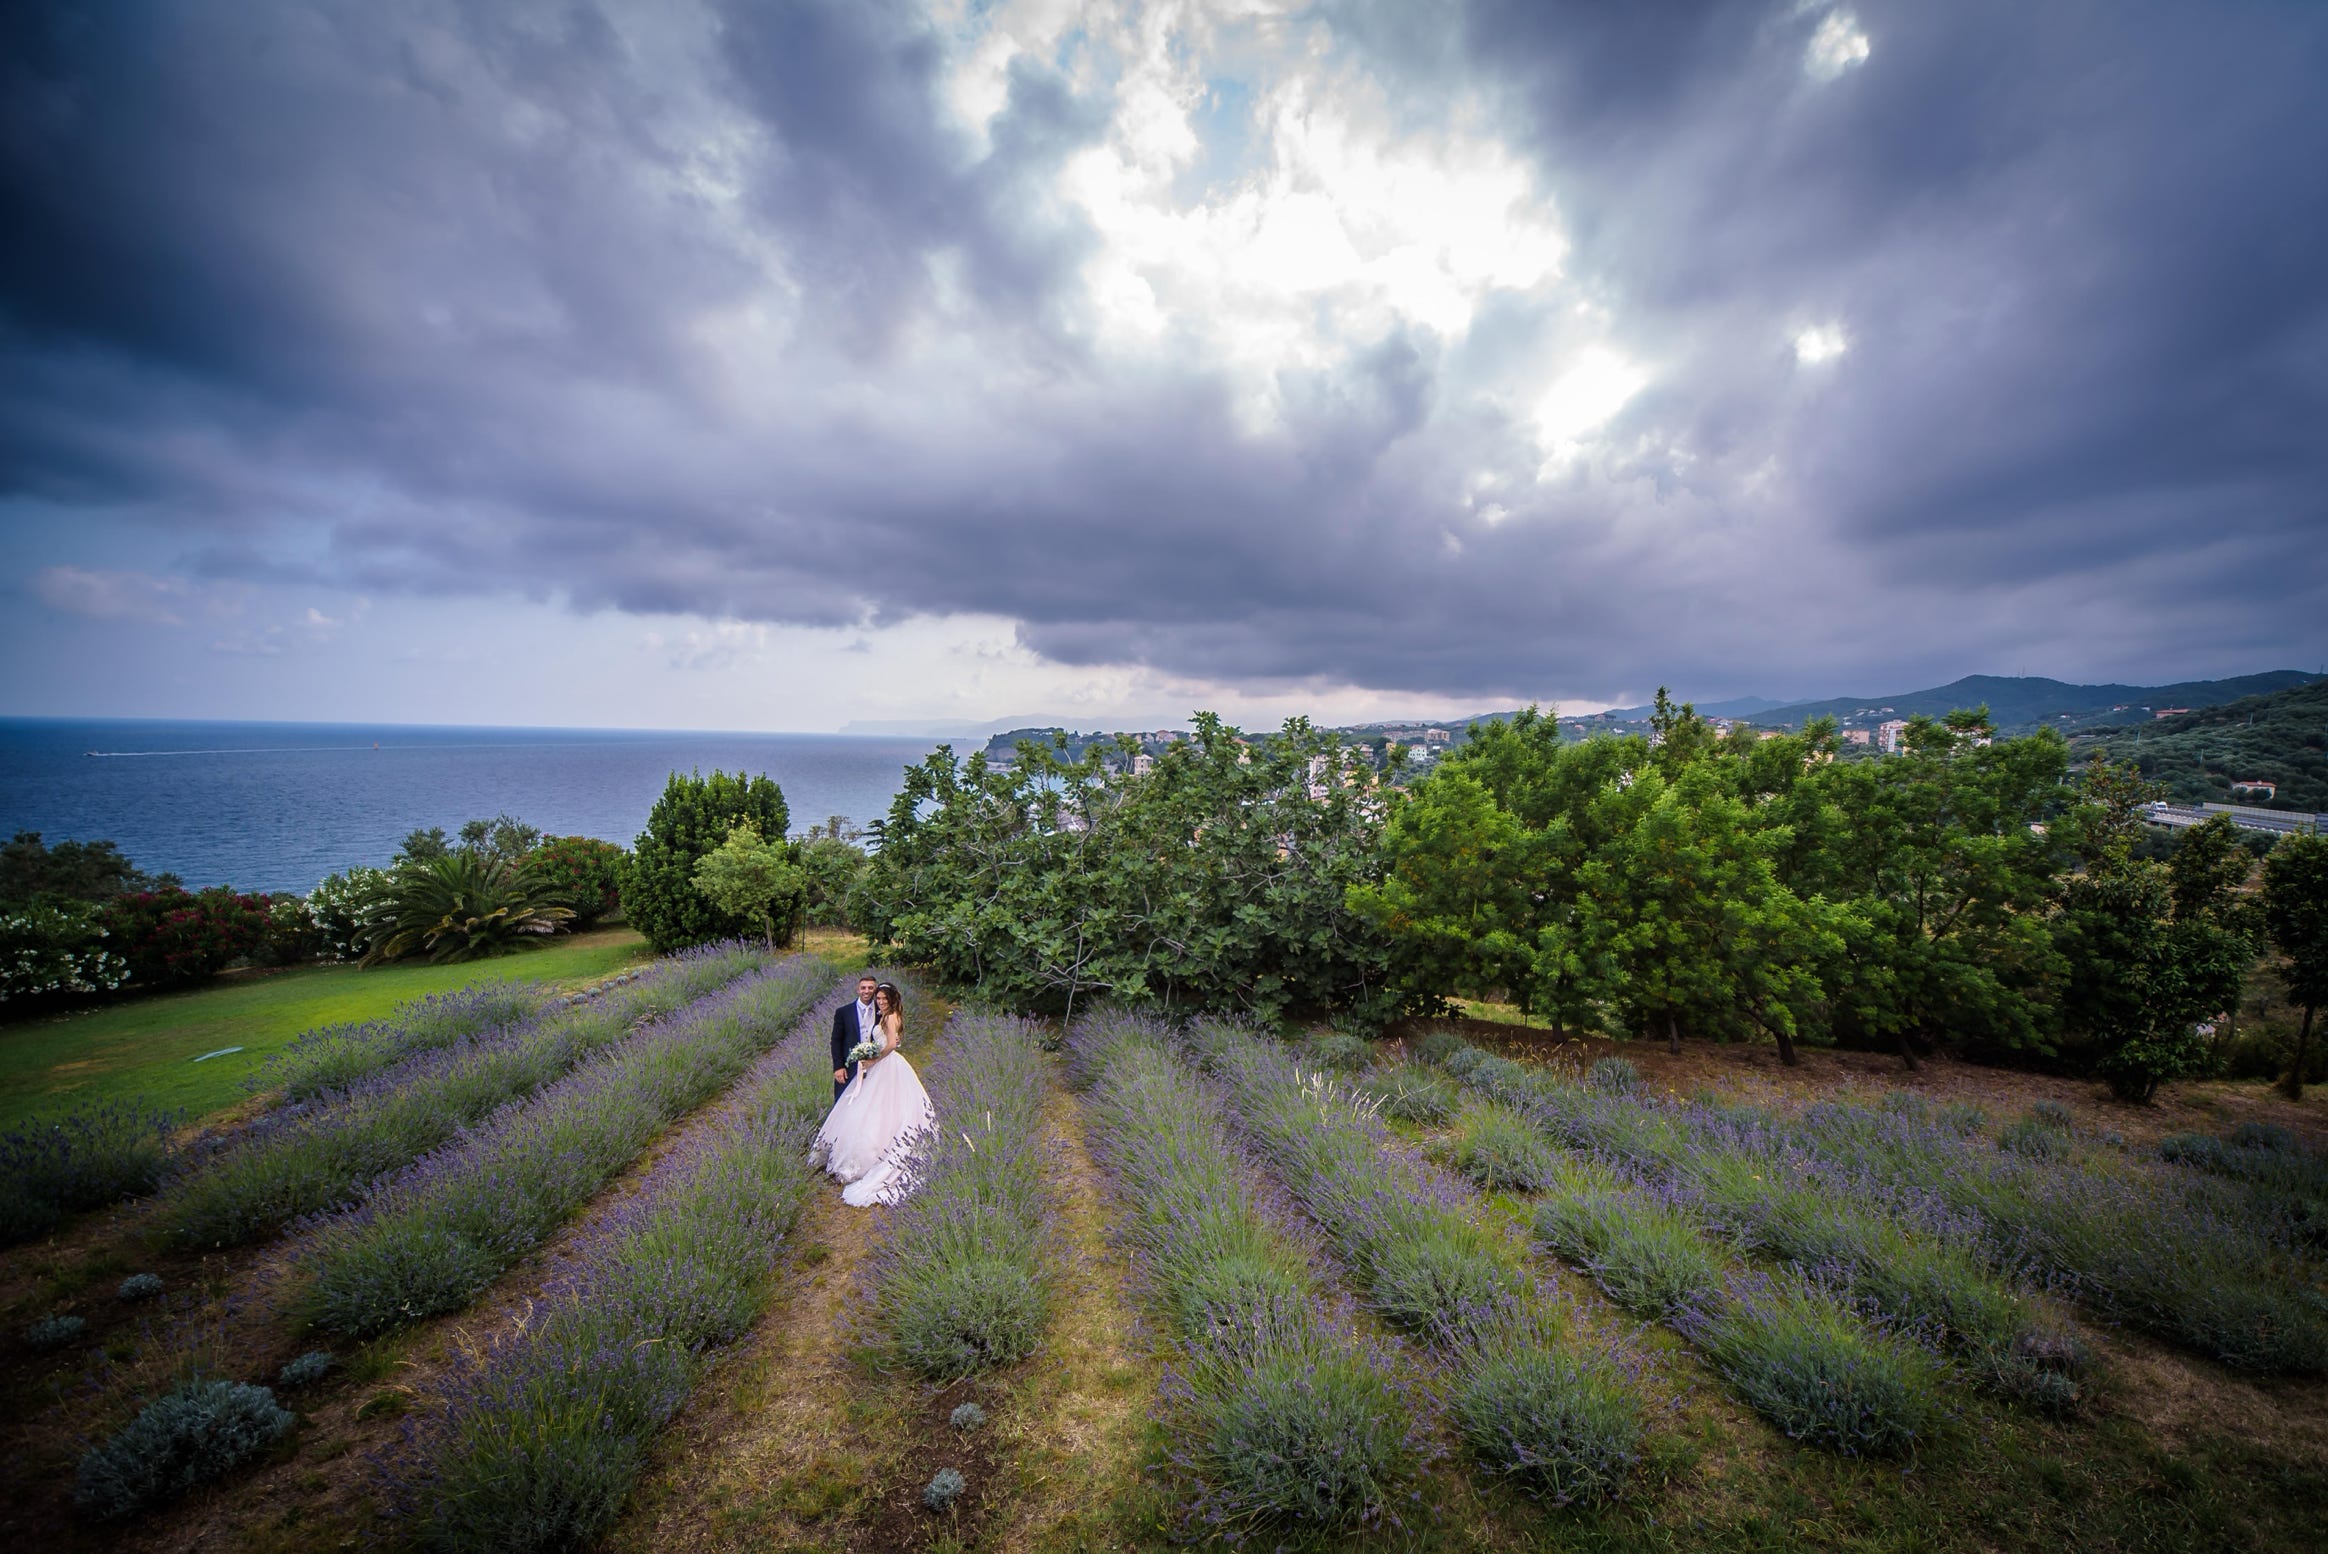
[1752,671,2322,735]
[2068,678,2328,812]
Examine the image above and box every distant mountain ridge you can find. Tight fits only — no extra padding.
[2067,679,2328,812]
[1749,672,2323,733]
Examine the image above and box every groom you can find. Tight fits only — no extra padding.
[830,972,879,1101]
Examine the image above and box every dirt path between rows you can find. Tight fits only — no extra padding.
[986,1068,1156,1554]
[605,995,968,1554]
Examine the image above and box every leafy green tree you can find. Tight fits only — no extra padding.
[1646,686,1719,771]
[624,770,793,952]
[355,853,574,965]
[796,835,868,928]
[690,821,804,951]
[1346,765,1530,1014]
[1,832,178,905]
[861,715,1405,1026]
[395,815,543,869]
[1781,709,2069,1067]
[2261,832,2328,1100]
[2163,814,2262,1062]
[1545,762,1838,1064]
[394,827,452,865]
[1358,708,1645,1032]
[2052,758,2234,1102]
[457,813,544,864]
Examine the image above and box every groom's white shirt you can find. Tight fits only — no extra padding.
[854,998,876,1040]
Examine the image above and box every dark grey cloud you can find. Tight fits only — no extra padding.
[3,0,2323,713]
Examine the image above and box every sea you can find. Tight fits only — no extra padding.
[0,719,946,895]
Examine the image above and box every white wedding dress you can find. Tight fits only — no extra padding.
[809,1023,935,1207]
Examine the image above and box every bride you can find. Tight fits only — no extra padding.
[809,982,934,1207]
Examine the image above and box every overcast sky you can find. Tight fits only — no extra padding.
[3,0,2323,734]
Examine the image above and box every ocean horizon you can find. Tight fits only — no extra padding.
[0,717,945,895]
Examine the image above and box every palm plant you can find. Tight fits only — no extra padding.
[356,852,574,965]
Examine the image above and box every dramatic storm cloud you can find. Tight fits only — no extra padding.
[3,0,2323,727]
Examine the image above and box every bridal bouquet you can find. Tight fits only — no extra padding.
[847,1038,884,1066]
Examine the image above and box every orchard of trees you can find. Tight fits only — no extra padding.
[856,697,2328,1103]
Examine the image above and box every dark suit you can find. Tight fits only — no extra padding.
[831,999,875,1101]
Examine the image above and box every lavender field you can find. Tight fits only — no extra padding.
[3,968,2325,1552]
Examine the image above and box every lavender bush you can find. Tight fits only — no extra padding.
[1068,1011,1426,1537]
[1444,1100,1558,1191]
[276,1350,335,1388]
[1588,1057,1642,1096]
[863,1013,1054,1378]
[2161,1125,2328,1202]
[0,1099,181,1245]
[1997,1115,2071,1162]
[26,1312,87,1350]
[1184,1019,1648,1503]
[295,955,830,1338]
[161,942,769,1248]
[258,983,549,1104]
[389,984,845,1554]
[1675,1270,1941,1457]
[1534,1161,1723,1319]
[923,1467,967,1511]
[73,1377,295,1520]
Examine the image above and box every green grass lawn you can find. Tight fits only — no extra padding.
[0,928,657,1129]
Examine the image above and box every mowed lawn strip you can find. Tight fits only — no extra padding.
[293,955,835,1338]
[389,979,851,1554]
[0,927,657,1127]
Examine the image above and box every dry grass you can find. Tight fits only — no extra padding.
[990,1072,1158,1554]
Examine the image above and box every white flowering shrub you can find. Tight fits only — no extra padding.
[307,867,388,961]
[0,902,130,1003]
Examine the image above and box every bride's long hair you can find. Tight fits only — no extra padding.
[874,982,904,1022]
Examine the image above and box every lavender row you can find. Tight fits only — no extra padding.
[160,942,770,1248]
[1066,1010,1428,1537]
[386,979,851,1554]
[257,981,549,1105]
[1446,1043,2325,1376]
[0,1099,181,1246]
[1792,1095,2328,1374]
[863,1011,1056,1379]
[1432,1055,2084,1408]
[1524,1146,1943,1456]
[1182,1019,1651,1502]
[292,954,833,1338]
